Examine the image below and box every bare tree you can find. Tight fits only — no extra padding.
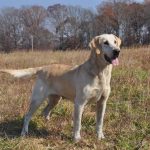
[47,4,68,49]
[96,0,146,46]
[66,6,95,49]
[47,4,95,49]
[0,1,150,51]
[20,5,49,49]
[0,7,21,52]
[143,1,150,44]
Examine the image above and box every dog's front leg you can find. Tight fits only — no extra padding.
[73,99,86,142]
[96,89,110,140]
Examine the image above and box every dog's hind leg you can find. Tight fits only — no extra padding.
[21,78,49,136]
[42,95,61,120]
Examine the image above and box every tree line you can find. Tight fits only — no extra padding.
[0,0,150,52]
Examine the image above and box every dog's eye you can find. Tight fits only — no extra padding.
[114,40,117,44]
[104,41,109,45]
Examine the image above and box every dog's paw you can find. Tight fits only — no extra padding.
[74,137,81,143]
[97,132,105,140]
[43,114,50,121]
[45,116,50,121]
[73,134,81,143]
[42,111,50,121]
[21,129,28,137]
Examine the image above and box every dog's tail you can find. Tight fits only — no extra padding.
[0,67,43,78]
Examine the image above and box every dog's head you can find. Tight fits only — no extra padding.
[89,34,122,66]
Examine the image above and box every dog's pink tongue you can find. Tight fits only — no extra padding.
[112,58,119,66]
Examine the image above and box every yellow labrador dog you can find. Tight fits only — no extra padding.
[0,34,121,142]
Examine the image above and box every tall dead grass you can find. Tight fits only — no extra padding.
[0,47,149,150]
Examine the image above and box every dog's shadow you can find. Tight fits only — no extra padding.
[0,118,72,141]
[0,118,49,139]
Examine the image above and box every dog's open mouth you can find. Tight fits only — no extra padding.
[104,55,119,66]
[111,57,119,66]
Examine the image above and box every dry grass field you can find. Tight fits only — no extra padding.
[0,47,149,150]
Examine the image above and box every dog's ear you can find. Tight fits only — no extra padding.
[89,36,102,54]
[114,35,122,47]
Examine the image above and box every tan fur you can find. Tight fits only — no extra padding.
[114,35,122,47]
[0,34,122,142]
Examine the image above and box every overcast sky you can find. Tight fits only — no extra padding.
[0,0,144,10]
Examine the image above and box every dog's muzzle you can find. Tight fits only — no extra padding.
[104,49,120,65]
[113,49,120,58]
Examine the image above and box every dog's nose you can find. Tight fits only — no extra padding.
[113,49,120,57]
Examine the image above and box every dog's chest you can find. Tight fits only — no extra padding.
[83,76,106,101]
